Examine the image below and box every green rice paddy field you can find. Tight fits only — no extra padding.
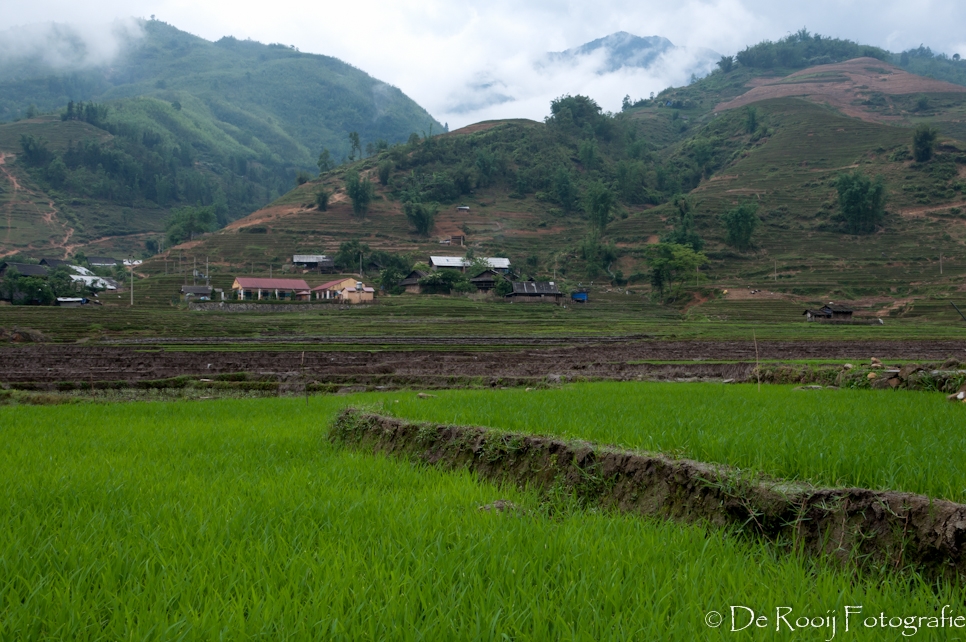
[3,384,966,640]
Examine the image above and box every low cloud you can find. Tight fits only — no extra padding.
[0,18,144,76]
[435,39,720,129]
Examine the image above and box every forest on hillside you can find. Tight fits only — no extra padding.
[16,100,289,227]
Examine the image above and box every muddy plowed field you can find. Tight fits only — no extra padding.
[2,339,963,386]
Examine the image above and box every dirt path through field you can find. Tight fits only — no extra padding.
[901,201,966,218]
[0,152,17,251]
[0,152,75,257]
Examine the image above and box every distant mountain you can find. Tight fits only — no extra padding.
[443,32,720,122]
[0,19,442,258]
[0,19,441,163]
[544,32,716,74]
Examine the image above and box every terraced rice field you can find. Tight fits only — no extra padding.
[3,385,966,639]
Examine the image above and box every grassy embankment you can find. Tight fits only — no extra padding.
[3,387,966,639]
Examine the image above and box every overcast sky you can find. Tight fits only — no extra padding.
[2,0,966,128]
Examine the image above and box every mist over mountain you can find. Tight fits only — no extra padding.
[0,19,145,79]
[440,32,720,126]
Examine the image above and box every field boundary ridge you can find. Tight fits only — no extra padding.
[332,408,966,579]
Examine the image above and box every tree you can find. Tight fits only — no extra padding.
[317,148,334,174]
[584,181,615,233]
[745,107,758,134]
[418,269,471,294]
[334,240,369,272]
[379,266,404,293]
[315,188,330,211]
[716,55,734,73]
[18,135,53,167]
[553,167,578,211]
[645,243,709,301]
[836,171,887,234]
[912,124,938,162]
[403,200,437,236]
[720,202,759,251]
[377,160,393,185]
[295,170,313,185]
[345,171,375,217]
[493,277,513,297]
[348,132,361,160]
[661,196,703,250]
[165,206,216,245]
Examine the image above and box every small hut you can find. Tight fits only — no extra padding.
[398,270,428,294]
[803,304,853,322]
[505,281,564,303]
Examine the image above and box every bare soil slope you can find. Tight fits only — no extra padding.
[715,57,966,122]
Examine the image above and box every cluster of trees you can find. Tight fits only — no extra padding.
[897,46,966,86]
[0,266,89,305]
[165,205,218,245]
[732,30,888,70]
[357,94,726,242]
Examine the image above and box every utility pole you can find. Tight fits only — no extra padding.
[206,256,209,285]
[193,257,197,286]
[359,251,363,277]
[129,257,134,306]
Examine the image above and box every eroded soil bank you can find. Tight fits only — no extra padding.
[332,409,966,579]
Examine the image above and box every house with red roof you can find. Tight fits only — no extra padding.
[311,277,357,300]
[231,277,310,301]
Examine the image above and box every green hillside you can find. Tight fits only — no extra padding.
[0,19,440,258]
[150,35,966,320]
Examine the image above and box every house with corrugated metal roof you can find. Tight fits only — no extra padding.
[0,262,48,278]
[232,277,310,300]
[181,285,213,301]
[39,258,72,269]
[87,256,120,268]
[293,254,335,272]
[430,256,511,273]
[505,281,564,303]
[803,304,853,322]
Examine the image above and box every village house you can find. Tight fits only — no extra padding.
[292,254,335,272]
[55,297,89,307]
[505,281,564,303]
[429,256,511,273]
[311,277,358,300]
[430,256,467,271]
[181,285,213,301]
[0,262,48,278]
[39,258,72,269]
[232,277,310,300]
[398,269,428,294]
[338,281,375,304]
[803,304,853,322]
[87,256,120,268]
[469,269,505,293]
